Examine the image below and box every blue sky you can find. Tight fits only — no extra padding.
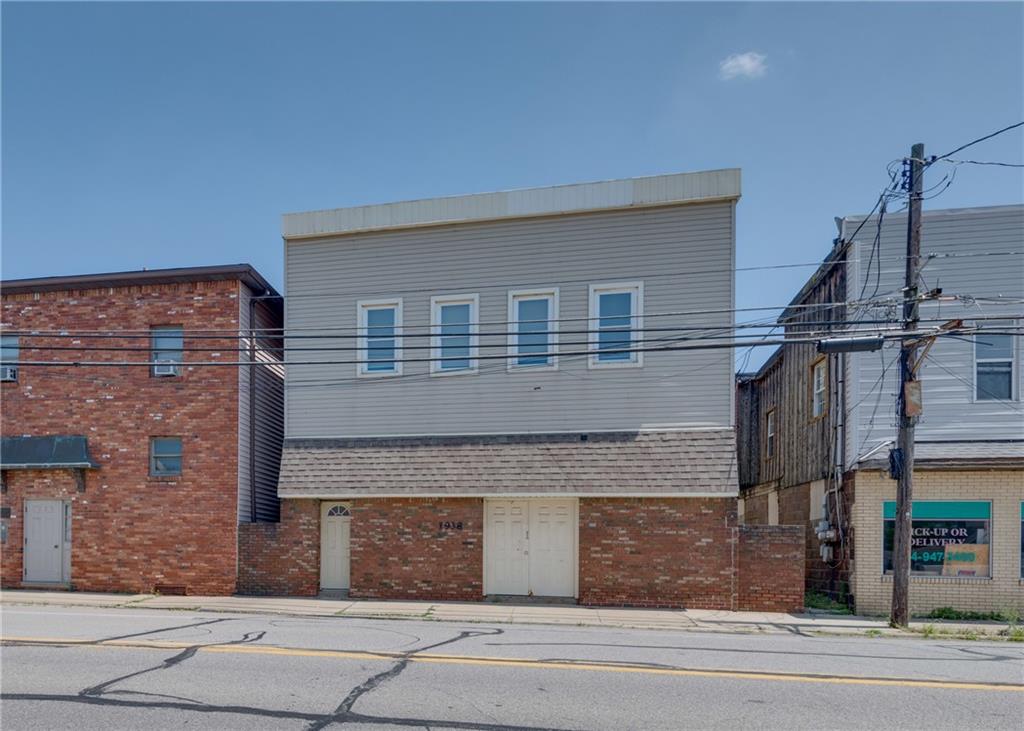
[3,2,1022,366]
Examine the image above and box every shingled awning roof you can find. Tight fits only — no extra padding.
[277,429,737,498]
[858,440,1024,470]
[0,436,99,470]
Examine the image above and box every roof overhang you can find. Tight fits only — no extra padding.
[0,436,99,470]
[1,264,280,299]
[276,430,739,499]
[282,169,741,240]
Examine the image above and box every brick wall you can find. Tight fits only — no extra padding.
[737,524,805,612]
[743,492,770,525]
[850,469,1024,616]
[1,280,243,595]
[578,498,738,609]
[349,498,484,601]
[237,499,319,596]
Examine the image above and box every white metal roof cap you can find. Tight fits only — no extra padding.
[282,169,741,240]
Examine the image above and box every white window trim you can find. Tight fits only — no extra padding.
[588,281,644,369]
[972,320,1018,402]
[430,293,479,376]
[765,409,776,460]
[506,288,559,372]
[811,359,827,418]
[357,298,403,377]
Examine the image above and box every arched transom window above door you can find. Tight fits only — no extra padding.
[326,505,351,517]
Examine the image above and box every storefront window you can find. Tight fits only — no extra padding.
[883,501,991,578]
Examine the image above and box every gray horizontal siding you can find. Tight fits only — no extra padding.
[285,202,736,437]
[845,205,1024,461]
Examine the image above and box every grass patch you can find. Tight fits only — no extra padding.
[804,591,853,614]
[1004,626,1024,642]
[865,629,882,638]
[921,606,1019,623]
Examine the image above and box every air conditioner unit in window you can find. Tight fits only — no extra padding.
[0,366,17,382]
[152,361,179,377]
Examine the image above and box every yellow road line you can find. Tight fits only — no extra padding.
[3,635,1021,693]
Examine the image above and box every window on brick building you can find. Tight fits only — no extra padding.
[151,326,183,377]
[883,501,991,578]
[150,437,183,476]
[1,335,18,382]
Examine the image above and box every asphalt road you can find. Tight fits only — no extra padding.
[1,605,1022,730]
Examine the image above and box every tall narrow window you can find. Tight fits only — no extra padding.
[975,323,1015,400]
[0,335,18,382]
[431,295,478,374]
[765,409,776,460]
[357,299,402,376]
[589,282,643,368]
[151,326,183,377]
[150,437,183,477]
[508,289,558,369]
[810,358,827,418]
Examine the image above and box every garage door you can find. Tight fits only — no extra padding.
[485,499,576,597]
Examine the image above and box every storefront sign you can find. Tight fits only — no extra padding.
[883,501,991,578]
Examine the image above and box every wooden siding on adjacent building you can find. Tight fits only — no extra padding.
[284,201,737,438]
[737,244,847,491]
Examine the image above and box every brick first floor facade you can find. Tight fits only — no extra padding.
[741,469,1024,616]
[849,470,1023,616]
[238,496,805,613]
[1,467,238,595]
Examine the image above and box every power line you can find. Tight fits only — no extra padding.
[940,158,1024,168]
[2,328,1011,369]
[5,305,1020,342]
[929,121,1024,163]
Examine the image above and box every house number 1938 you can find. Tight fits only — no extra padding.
[439,521,464,531]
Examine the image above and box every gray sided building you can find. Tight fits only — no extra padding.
[737,204,1024,615]
[239,170,806,611]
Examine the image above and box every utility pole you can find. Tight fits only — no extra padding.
[891,143,925,628]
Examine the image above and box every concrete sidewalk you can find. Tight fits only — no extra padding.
[0,589,1015,638]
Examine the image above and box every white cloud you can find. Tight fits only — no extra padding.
[719,52,767,81]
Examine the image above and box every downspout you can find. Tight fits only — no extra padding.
[249,295,258,523]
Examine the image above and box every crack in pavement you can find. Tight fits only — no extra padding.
[79,630,266,701]
[486,640,1023,664]
[309,628,515,731]
[96,617,235,643]
[1,693,580,730]
[4,624,588,731]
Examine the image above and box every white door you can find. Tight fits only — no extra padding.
[486,499,575,597]
[528,500,575,597]
[485,500,530,595]
[320,503,351,590]
[24,500,65,584]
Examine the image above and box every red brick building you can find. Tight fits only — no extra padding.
[1,265,283,595]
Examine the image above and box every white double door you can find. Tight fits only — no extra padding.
[485,499,576,597]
